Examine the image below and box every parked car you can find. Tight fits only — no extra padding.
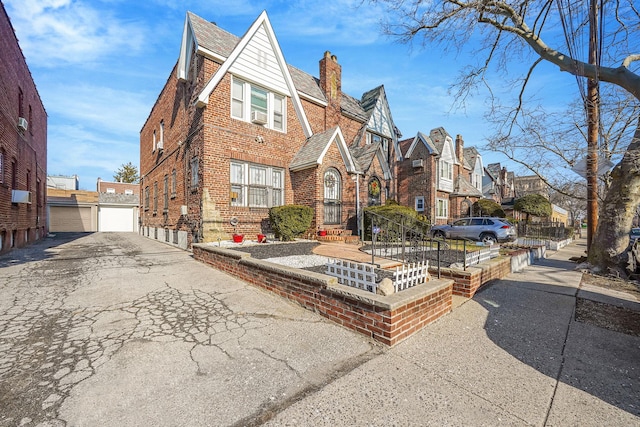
[431,217,517,245]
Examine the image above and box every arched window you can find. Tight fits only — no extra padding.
[323,168,341,224]
[461,199,473,217]
[368,177,381,206]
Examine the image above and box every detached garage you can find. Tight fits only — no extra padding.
[47,191,99,232]
[98,193,139,232]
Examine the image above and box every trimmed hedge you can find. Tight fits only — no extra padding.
[269,205,314,241]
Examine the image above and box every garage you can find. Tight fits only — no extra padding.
[99,206,138,232]
[49,206,95,232]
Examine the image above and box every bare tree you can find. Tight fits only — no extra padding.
[373,0,640,271]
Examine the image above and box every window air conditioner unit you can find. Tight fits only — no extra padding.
[412,159,424,168]
[251,111,268,125]
[11,190,32,204]
[17,117,28,132]
[156,140,164,151]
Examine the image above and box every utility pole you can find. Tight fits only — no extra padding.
[586,0,599,252]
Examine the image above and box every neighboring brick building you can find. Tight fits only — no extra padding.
[140,11,400,248]
[0,2,47,253]
[398,129,483,224]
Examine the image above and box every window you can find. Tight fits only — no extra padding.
[106,188,116,194]
[18,87,24,118]
[159,120,164,147]
[153,182,158,215]
[153,130,157,152]
[415,196,425,212]
[436,198,449,219]
[124,189,134,195]
[190,157,199,190]
[28,105,33,135]
[171,169,177,198]
[230,161,284,208]
[0,150,4,185]
[231,77,286,132]
[163,174,169,212]
[439,160,453,180]
[144,186,150,211]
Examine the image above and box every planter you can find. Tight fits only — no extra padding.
[257,234,267,243]
[232,234,244,243]
[318,230,327,237]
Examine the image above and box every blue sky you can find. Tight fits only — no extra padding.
[5,0,580,190]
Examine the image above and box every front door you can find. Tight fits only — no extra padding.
[323,169,341,224]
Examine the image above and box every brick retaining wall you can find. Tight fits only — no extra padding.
[193,244,454,346]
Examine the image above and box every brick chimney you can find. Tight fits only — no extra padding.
[319,51,341,127]
[455,134,464,163]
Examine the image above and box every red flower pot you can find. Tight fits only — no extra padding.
[232,234,244,243]
[318,230,327,236]
[257,234,266,243]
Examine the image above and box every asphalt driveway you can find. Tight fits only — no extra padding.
[1,232,638,426]
[0,233,379,426]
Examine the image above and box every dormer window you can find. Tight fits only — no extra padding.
[231,77,286,132]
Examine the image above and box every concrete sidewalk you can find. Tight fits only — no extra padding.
[265,237,640,426]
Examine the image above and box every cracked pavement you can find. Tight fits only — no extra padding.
[0,233,379,426]
[1,233,639,426]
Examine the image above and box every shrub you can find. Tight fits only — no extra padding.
[473,199,505,218]
[363,204,430,239]
[268,205,314,241]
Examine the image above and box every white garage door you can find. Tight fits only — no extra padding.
[50,206,93,232]
[99,207,137,232]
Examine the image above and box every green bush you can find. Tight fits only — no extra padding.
[268,205,314,241]
[363,204,430,239]
[473,199,505,218]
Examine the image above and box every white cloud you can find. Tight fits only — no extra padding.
[4,0,145,67]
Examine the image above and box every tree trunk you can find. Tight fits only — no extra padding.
[589,118,640,271]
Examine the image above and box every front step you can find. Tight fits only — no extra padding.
[317,228,359,244]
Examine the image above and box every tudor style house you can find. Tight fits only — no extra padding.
[140,11,400,248]
[397,128,483,224]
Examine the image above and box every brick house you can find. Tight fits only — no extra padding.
[0,3,47,253]
[397,128,483,224]
[96,179,140,232]
[140,11,400,248]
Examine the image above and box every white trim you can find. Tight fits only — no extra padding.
[193,11,313,138]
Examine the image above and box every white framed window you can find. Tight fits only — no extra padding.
[436,198,449,219]
[171,169,177,198]
[231,77,286,132]
[125,189,134,195]
[106,188,116,194]
[159,120,164,148]
[415,196,425,212]
[230,161,284,208]
[144,186,149,211]
[152,130,156,152]
[439,160,453,180]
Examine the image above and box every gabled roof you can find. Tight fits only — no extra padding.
[290,127,358,173]
[464,147,484,174]
[404,131,438,158]
[341,93,368,122]
[453,176,483,197]
[350,141,392,180]
[179,11,313,137]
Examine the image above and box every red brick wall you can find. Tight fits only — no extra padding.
[193,244,453,346]
[397,142,434,219]
[433,256,511,298]
[97,181,140,195]
[0,4,47,253]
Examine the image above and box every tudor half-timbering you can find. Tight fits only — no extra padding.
[397,128,483,224]
[140,11,400,248]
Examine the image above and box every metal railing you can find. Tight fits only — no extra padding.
[363,210,501,274]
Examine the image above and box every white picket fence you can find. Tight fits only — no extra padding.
[393,261,429,292]
[326,259,378,293]
[465,244,500,267]
[325,259,430,294]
